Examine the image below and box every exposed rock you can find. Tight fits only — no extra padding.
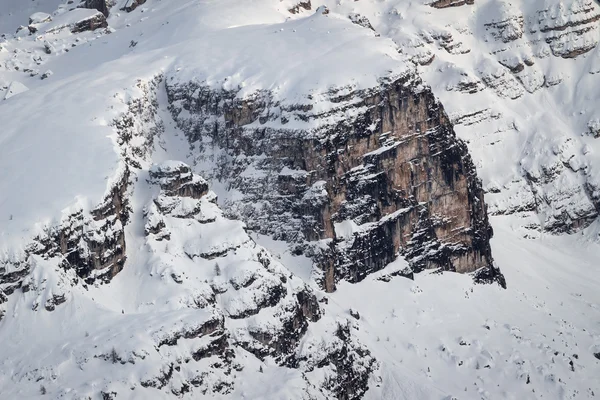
[0,261,29,299]
[43,41,54,55]
[431,31,470,54]
[478,60,524,100]
[288,1,311,14]
[0,79,163,294]
[121,0,147,13]
[0,59,379,396]
[29,12,52,24]
[316,5,329,15]
[298,321,378,400]
[149,161,209,199]
[83,0,109,17]
[484,15,524,43]
[349,13,376,33]
[44,293,66,311]
[70,11,108,33]
[141,159,334,378]
[155,314,224,347]
[531,0,600,58]
[32,166,131,284]
[429,0,474,9]
[166,73,503,291]
[588,119,600,138]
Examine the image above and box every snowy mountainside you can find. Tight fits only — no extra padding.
[320,0,600,234]
[0,0,599,399]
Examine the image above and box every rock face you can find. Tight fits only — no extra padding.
[166,73,503,291]
[70,10,108,33]
[135,159,375,398]
[0,166,131,310]
[429,0,474,9]
[83,0,109,17]
[121,0,147,13]
[431,0,600,234]
[329,0,600,236]
[0,78,377,398]
[529,0,600,58]
[36,167,130,283]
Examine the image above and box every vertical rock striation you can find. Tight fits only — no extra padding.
[166,73,504,291]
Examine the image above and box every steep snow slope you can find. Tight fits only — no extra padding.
[1,0,600,399]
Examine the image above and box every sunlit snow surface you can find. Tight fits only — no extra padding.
[1,0,600,398]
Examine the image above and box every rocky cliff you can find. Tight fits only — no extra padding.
[166,73,503,291]
[0,76,379,399]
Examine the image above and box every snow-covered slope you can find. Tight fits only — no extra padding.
[1,0,599,399]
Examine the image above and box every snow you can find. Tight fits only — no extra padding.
[273,215,600,400]
[3,81,28,99]
[0,0,63,33]
[334,220,362,241]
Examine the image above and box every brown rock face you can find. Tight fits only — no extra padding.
[167,73,504,291]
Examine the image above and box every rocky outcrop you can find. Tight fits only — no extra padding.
[70,11,108,33]
[121,0,147,13]
[429,0,474,8]
[20,79,164,288]
[532,0,600,58]
[425,0,600,234]
[145,161,322,357]
[31,166,130,284]
[298,321,378,400]
[140,160,375,396]
[1,73,375,397]
[149,161,209,199]
[0,259,29,311]
[484,14,524,43]
[166,73,503,291]
[288,1,311,14]
[480,1,599,59]
[349,13,376,33]
[0,78,161,309]
[83,0,109,17]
